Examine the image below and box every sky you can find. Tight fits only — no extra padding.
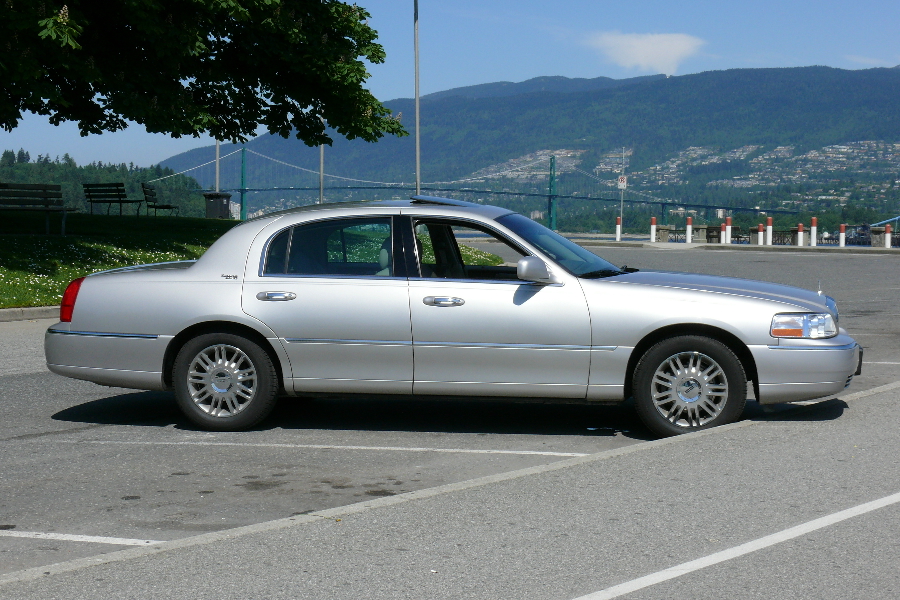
[2,0,898,168]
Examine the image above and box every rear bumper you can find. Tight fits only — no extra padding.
[46,363,165,390]
[45,326,169,391]
[750,336,861,404]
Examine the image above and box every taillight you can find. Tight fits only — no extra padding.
[60,277,85,322]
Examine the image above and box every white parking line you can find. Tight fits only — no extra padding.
[58,440,590,457]
[864,361,900,365]
[571,490,900,600]
[0,531,162,546]
[2,381,897,588]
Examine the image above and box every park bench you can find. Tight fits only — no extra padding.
[0,183,75,235]
[141,183,179,216]
[83,182,143,216]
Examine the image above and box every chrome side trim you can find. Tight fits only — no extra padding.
[415,380,580,386]
[260,274,409,281]
[47,329,159,340]
[766,342,858,351]
[286,338,412,346]
[293,377,412,383]
[414,341,597,351]
[410,277,545,286]
[283,338,614,351]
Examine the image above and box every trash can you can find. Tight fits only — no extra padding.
[202,192,232,219]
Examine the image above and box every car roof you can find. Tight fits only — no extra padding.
[242,195,515,225]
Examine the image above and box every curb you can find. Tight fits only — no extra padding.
[0,306,58,323]
[698,244,900,254]
[577,240,900,254]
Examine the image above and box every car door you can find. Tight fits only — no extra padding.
[242,215,413,394]
[406,217,592,398]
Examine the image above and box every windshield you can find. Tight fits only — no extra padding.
[496,213,622,277]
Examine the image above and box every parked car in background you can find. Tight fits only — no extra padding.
[45,197,862,437]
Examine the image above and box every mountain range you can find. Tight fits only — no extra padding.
[160,66,900,192]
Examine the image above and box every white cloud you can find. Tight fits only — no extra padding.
[585,32,706,75]
[845,55,893,67]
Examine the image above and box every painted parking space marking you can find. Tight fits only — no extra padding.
[0,531,162,546]
[570,490,900,600]
[1,380,897,587]
[55,440,590,457]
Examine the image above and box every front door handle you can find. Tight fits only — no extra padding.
[423,296,465,307]
[256,291,297,301]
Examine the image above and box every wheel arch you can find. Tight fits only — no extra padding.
[623,324,759,400]
[162,321,287,392]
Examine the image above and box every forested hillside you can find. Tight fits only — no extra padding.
[161,66,900,186]
[420,74,666,101]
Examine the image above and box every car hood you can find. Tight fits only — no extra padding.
[593,270,828,312]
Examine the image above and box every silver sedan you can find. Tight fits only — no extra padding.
[45,196,862,436]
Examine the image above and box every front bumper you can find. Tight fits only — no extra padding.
[749,334,861,404]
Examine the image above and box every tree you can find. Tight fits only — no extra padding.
[1,1,406,146]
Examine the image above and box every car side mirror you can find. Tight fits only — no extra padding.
[517,256,557,284]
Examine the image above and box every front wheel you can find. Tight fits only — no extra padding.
[632,336,746,437]
[173,333,279,431]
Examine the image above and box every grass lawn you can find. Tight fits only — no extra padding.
[0,213,237,309]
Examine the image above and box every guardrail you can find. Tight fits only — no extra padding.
[646,218,895,248]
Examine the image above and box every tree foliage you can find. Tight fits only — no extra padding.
[1,1,406,145]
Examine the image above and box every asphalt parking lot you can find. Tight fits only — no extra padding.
[0,246,898,599]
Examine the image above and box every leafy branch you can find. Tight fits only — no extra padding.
[38,5,83,49]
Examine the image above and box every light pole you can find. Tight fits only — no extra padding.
[414,0,421,195]
[618,147,626,226]
[318,139,324,205]
[215,140,220,193]
[317,116,327,204]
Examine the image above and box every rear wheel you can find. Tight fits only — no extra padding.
[173,333,279,431]
[632,335,746,437]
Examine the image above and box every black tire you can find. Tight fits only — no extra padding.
[173,333,279,431]
[632,335,746,437]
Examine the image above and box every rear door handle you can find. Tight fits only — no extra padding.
[423,296,465,307]
[256,291,297,301]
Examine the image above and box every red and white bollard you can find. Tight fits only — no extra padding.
[650,217,657,243]
[757,223,764,245]
[725,216,732,244]
[797,222,805,247]
[686,216,693,244]
[719,222,726,244]
[766,216,773,246]
[886,223,893,249]
[615,216,622,242]
[810,217,818,247]
[839,223,846,247]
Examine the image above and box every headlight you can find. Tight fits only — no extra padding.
[771,313,837,339]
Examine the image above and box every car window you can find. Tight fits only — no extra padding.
[413,220,525,281]
[495,212,621,277]
[264,218,394,277]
